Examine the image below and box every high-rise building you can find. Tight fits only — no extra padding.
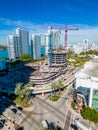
[7,35,19,59]
[45,29,60,55]
[15,28,29,55]
[31,34,41,60]
[7,28,29,60]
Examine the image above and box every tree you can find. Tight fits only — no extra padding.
[29,80,34,87]
[81,106,98,123]
[19,54,30,60]
[18,53,33,63]
[51,82,57,96]
[15,83,23,96]
[24,84,31,98]
[57,79,64,95]
[15,83,31,100]
[68,87,76,96]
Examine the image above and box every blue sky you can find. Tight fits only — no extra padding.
[0,0,98,44]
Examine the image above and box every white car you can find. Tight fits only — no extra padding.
[42,120,49,128]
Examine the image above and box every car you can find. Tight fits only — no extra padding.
[12,102,16,106]
[0,119,5,128]
[42,120,49,128]
[11,108,17,114]
[0,122,4,128]
[71,124,78,130]
[17,106,23,111]
[0,119,5,124]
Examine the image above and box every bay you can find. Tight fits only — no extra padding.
[0,50,8,59]
[0,46,45,59]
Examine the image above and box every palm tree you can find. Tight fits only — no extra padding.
[29,80,34,87]
[68,87,76,96]
[15,83,23,96]
[24,84,31,98]
[57,79,64,95]
[51,82,57,97]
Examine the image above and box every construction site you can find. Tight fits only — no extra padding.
[7,25,78,87]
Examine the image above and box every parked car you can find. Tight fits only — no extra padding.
[11,108,17,114]
[12,102,16,106]
[17,106,23,111]
[0,119,5,128]
[42,120,49,128]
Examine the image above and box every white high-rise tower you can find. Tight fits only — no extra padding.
[7,35,19,60]
[7,28,29,60]
[45,29,60,55]
[31,34,41,60]
[15,28,29,55]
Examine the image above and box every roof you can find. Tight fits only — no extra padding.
[83,60,98,78]
[76,59,98,79]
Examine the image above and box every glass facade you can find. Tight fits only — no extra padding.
[92,89,98,108]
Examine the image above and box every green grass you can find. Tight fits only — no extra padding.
[14,96,30,108]
[50,95,60,101]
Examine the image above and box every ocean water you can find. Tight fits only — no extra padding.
[0,46,45,59]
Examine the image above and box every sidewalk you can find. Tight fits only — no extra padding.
[65,98,98,130]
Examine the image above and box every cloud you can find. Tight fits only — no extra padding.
[0,17,98,31]
[0,17,98,44]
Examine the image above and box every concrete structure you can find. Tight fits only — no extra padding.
[0,59,6,71]
[7,35,19,59]
[15,28,29,55]
[75,59,98,109]
[48,49,67,68]
[44,29,66,67]
[45,29,60,55]
[31,34,41,60]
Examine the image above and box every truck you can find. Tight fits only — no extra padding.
[74,118,92,130]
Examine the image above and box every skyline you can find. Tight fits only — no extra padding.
[0,0,98,44]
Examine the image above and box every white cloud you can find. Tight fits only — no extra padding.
[0,17,98,44]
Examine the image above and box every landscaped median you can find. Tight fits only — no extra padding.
[14,96,30,108]
[49,95,60,101]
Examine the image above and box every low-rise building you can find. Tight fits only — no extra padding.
[75,59,98,109]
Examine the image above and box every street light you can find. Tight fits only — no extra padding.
[56,121,59,129]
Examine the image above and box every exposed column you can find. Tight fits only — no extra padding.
[89,87,93,107]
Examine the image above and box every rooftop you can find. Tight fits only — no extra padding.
[76,59,98,79]
[52,49,66,54]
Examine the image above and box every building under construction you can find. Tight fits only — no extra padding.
[48,49,67,69]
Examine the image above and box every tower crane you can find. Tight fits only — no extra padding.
[39,24,78,50]
[63,24,78,50]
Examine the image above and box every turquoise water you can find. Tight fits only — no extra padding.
[0,50,8,59]
[0,46,45,59]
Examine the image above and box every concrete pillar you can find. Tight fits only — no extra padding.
[89,87,93,107]
[42,92,44,97]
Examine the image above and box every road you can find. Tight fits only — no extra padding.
[64,110,72,130]
[19,96,67,129]
[1,93,97,130]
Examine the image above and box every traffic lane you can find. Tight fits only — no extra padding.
[64,110,72,130]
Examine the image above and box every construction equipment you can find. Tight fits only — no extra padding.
[39,24,78,51]
[60,24,78,50]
